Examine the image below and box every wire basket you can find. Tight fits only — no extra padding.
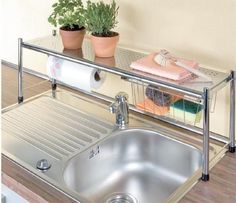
[131,80,206,126]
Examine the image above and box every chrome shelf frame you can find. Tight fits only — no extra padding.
[17,35,235,181]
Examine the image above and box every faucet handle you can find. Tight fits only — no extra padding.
[110,92,129,127]
[109,92,129,114]
[115,92,129,102]
[109,102,118,114]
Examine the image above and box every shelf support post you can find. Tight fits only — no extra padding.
[51,78,57,91]
[51,78,57,98]
[229,70,235,153]
[202,87,210,181]
[18,38,23,103]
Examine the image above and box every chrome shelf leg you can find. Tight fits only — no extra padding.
[18,38,23,103]
[202,88,210,181]
[51,78,57,90]
[229,70,235,153]
[51,78,57,98]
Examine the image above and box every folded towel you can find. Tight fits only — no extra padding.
[145,85,172,106]
[130,53,198,81]
[170,99,202,124]
[136,98,169,116]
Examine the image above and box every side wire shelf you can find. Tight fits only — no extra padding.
[131,79,204,126]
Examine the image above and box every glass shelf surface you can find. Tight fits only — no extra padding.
[24,35,230,96]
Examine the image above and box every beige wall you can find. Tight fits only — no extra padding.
[117,0,236,71]
[1,0,236,136]
[1,0,53,64]
[2,0,236,71]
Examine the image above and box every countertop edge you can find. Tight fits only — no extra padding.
[1,155,76,203]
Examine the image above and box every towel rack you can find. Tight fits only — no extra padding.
[17,33,235,182]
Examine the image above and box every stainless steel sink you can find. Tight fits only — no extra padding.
[63,129,202,203]
[3,90,223,203]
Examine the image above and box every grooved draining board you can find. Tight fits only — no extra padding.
[2,96,114,161]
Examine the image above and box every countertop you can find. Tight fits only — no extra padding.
[2,64,236,203]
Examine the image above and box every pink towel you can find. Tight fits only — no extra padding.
[130,53,199,81]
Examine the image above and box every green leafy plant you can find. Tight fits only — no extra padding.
[85,0,119,37]
[48,0,85,30]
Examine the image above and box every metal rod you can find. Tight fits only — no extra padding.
[202,87,210,181]
[131,106,230,143]
[21,42,203,98]
[229,70,235,152]
[51,78,57,98]
[18,38,23,103]
[51,78,57,90]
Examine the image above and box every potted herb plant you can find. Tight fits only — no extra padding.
[48,0,86,49]
[85,0,119,57]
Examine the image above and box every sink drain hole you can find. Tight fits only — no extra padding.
[105,193,137,203]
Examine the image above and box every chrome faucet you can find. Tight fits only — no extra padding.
[109,92,129,127]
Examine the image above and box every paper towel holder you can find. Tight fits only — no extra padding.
[94,72,101,81]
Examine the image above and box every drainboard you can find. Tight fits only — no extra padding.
[2,96,114,161]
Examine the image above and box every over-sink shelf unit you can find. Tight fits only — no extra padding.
[17,33,235,182]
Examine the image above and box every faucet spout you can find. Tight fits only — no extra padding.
[109,92,129,127]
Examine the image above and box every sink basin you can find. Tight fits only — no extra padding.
[3,90,222,203]
[63,129,202,203]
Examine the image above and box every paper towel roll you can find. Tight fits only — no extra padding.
[47,56,106,92]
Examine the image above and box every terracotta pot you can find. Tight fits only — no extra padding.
[91,33,119,57]
[59,28,85,50]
